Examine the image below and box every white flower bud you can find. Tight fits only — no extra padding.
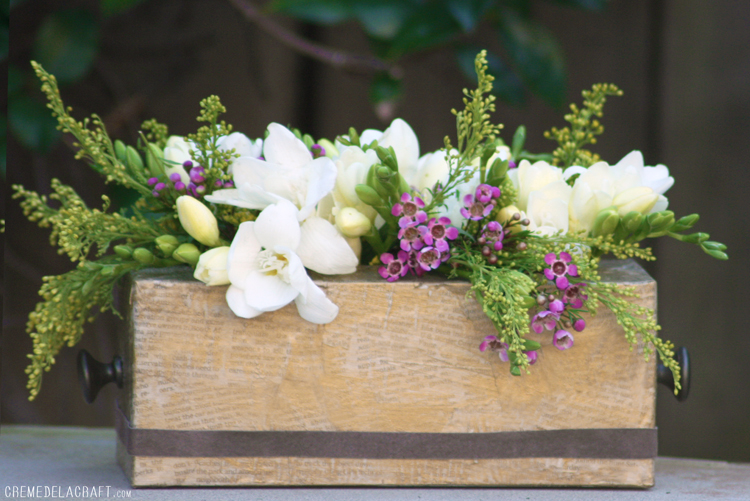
[176,196,222,247]
[613,186,659,216]
[335,207,372,237]
[194,247,230,286]
[163,136,192,184]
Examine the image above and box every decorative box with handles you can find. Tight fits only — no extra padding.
[79,258,689,487]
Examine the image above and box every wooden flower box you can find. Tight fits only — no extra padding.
[113,259,657,487]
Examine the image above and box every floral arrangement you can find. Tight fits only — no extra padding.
[13,52,727,401]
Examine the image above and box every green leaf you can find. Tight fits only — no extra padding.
[100,0,148,17]
[523,339,542,351]
[456,46,526,105]
[498,9,567,108]
[445,0,495,33]
[8,95,61,152]
[32,10,100,84]
[268,0,352,24]
[388,3,461,58]
[352,0,414,39]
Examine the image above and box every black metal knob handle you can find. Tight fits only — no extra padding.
[657,346,690,402]
[77,349,124,404]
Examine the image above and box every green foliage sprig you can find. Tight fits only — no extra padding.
[544,83,623,168]
[186,95,237,187]
[12,179,163,263]
[31,62,153,197]
[24,257,147,400]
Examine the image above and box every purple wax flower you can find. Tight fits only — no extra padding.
[563,282,588,309]
[311,144,326,158]
[174,181,186,191]
[544,251,578,290]
[170,173,183,183]
[423,217,458,253]
[508,160,517,169]
[405,249,424,277]
[531,310,559,334]
[223,180,234,188]
[573,319,586,332]
[475,183,501,204]
[481,221,504,251]
[392,193,427,228]
[379,251,409,282]
[215,179,223,187]
[398,223,426,252]
[479,335,509,362]
[460,193,494,221]
[182,160,193,169]
[147,177,159,186]
[416,246,443,271]
[553,329,574,351]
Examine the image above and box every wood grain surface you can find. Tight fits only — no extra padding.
[117,259,656,487]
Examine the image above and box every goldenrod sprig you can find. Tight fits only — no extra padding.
[31,62,153,197]
[544,83,623,168]
[12,180,163,263]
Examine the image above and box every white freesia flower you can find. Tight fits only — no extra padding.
[176,196,222,247]
[410,150,451,196]
[205,122,337,221]
[204,123,359,275]
[194,246,230,286]
[225,201,343,324]
[508,159,565,212]
[566,151,674,233]
[163,136,193,184]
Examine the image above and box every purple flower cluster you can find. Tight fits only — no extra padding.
[529,253,590,352]
[379,193,459,281]
[150,160,233,199]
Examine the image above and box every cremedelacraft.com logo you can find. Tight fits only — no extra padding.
[4,485,132,498]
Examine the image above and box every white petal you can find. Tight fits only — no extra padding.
[359,129,383,147]
[244,270,299,311]
[227,222,261,286]
[254,201,302,250]
[300,157,337,221]
[652,195,669,213]
[204,188,263,210]
[563,165,587,180]
[226,285,263,319]
[294,277,339,324]
[379,118,420,173]
[297,217,359,275]
[276,247,309,299]
[232,156,281,188]
[263,123,312,169]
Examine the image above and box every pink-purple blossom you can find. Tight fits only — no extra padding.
[392,193,427,228]
[544,252,579,290]
[475,183,501,204]
[525,350,538,365]
[398,223,427,252]
[573,319,586,332]
[479,335,509,362]
[460,193,494,221]
[563,282,588,309]
[423,217,458,253]
[531,310,559,334]
[379,251,409,282]
[553,329,574,350]
[481,221,504,251]
[416,246,444,271]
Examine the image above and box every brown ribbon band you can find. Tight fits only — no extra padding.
[116,404,657,460]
